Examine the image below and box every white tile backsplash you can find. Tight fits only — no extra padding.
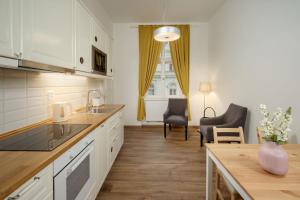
[4,98,27,112]
[0,113,3,125]
[27,96,46,107]
[4,76,26,88]
[4,88,27,99]
[27,88,46,97]
[4,108,28,123]
[0,100,3,113]
[0,89,4,100]
[0,68,105,134]
[4,119,28,132]
[27,105,47,118]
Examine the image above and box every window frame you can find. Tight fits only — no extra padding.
[146,43,182,100]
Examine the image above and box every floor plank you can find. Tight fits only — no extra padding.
[96,126,206,200]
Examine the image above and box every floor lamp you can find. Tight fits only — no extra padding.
[199,82,216,118]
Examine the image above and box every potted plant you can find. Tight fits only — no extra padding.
[258,104,292,176]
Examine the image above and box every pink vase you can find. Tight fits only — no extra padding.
[258,142,288,176]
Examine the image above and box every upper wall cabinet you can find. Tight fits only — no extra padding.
[75,1,92,72]
[0,0,20,58]
[106,37,113,76]
[22,0,75,69]
[92,20,105,51]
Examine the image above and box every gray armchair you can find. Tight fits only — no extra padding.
[163,98,188,140]
[200,103,248,146]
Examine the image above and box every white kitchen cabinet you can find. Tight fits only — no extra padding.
[5,164,53,200]
[75,0,92,72]
[0,0,20,58]
[106,110,124,169]
[22,0,75,69]
[94,123,109,195]
[92,20,104,51]
[106,37,113,76]
[93,109,124,198]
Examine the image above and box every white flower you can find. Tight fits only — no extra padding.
[259,104,292,144]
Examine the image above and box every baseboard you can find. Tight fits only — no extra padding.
[125,125,199,129]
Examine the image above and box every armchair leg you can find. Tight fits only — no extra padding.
[185,125,188,141]
[169,124,171,130]
[200,132,203,147]
[164,123,167,138]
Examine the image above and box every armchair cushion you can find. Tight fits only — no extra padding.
[165,115,187,126]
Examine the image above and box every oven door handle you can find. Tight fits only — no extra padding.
[67,143,94,176]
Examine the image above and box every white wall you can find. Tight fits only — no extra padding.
[208,0,300,143]
[113,23,210,126]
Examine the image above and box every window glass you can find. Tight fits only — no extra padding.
[147,43,181,98]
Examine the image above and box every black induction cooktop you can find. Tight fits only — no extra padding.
[0,124,91,151]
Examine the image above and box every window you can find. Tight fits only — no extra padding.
[168,82,177,95]
[147,43,182,98]
[148,83,155,95]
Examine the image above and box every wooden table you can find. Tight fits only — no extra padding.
[206,144,300,200]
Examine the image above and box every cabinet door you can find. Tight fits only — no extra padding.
[92,21,104,51]
[94,123,109,194]
[22,0,75,69]
[75,1,92,72]
[0,0,20,58]
[5,164,53,200]
[106,37,113,76]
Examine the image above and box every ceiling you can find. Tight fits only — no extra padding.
[99,0,225,23]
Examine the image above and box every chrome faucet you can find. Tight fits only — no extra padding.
[86,89,98,112]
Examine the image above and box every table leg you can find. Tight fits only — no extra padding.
[206,150,213,200]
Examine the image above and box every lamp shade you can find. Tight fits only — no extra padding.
[154,26,181,42]
[199,82,212,93]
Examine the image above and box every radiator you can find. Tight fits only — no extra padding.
[145,99,168,122]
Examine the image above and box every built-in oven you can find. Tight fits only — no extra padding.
[92,46,107,75]
[54,133,95,200]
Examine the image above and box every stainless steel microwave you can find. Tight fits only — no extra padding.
[92,46,107,75]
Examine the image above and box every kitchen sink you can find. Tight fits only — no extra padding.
[78,107,115,114]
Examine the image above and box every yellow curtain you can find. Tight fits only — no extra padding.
[137,25,163,121]
[169,25,191,120]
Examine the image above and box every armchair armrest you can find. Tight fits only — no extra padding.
[163,107,170,122]
[200,114,225,126]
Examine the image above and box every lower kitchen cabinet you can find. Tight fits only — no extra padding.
[5,109,124,200]
[93,109,124,198]
[5,164,53,200]
[94,123,108,194]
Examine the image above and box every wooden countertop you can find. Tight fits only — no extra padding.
[0,104,125,200]
[206,144,300,200]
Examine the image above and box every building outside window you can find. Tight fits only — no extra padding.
[167,82,177,95]
[147,43,181,98]
[148,83,155,95]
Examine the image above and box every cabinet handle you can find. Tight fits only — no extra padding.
[14,52,22,59]
[95,36,98,42]
[111,146,113,152]
[80,57,84,64]
[110,69,112,73]
[7,176,40,199]
[7,195,20,200]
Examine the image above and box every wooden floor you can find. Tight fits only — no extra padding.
[96,126,206,200]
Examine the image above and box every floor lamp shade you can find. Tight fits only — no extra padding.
[199,82,212,93]
[199,82,216,117]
